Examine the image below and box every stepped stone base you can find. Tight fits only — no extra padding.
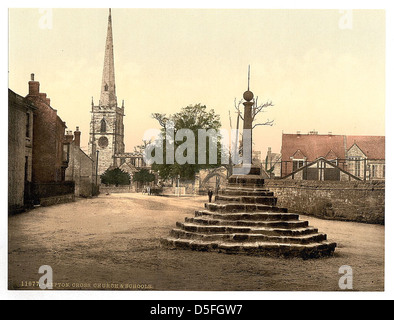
[161,172,337,259]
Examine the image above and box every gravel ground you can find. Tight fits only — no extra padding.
[8,193,384,291]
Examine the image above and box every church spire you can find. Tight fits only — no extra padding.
[100,8,117,107]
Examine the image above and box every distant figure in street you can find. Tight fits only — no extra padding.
[208,189,214,203]
[147,186,151,195]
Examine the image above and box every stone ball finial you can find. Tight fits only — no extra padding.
[243,90,254,102]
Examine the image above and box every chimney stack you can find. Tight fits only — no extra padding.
[64,130,74,144]
[74,127,81,147]
[28,73,40,96]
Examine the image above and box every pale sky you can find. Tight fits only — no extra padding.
[8,8,386,156]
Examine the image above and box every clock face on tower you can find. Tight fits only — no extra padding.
[98,136,109,148]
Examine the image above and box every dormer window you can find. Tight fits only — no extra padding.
[293,159,305,171]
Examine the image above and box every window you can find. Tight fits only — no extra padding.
[349,157,361,177]
[63,144,70,163]
[354,160,360,177]
[293,160,304,172]
[26,112,30,138]
[371,165,377,178]
[24,156,29,182]
[98,136,109,148]
[100,119,107,133]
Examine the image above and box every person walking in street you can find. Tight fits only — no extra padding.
[208,189,214,203]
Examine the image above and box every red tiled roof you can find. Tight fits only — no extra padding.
[347,135,385,159]
[282,133,385,161]
[282,134,346,161]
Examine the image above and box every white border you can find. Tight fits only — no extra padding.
[2,0,393,301]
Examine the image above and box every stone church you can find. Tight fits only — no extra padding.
[89,9,145,177]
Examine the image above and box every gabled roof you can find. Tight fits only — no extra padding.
[119,162,138,174]
[292,149,306,159]
[346,136,385,159]
[282,134,346,161]
[282,133,385,161]
[326,149,339,160]
[347,143,367,157]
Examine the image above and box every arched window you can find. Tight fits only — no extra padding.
[100,119,107,133]
[104,83,109,91]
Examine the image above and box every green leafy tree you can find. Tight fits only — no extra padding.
[151,104,223,180]
[133,169,155,185]
[101,168,131,186]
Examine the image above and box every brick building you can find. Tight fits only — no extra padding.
[281,132,385,181]
[22,74,75,206]
[25,74,69,183]
[8,89,36,213]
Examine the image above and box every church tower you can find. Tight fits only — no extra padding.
[89,9,125,176]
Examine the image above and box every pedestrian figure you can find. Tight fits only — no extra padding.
[147,186,151,195]
[208,189,213,203]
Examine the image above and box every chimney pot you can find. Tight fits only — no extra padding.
[74,127,81,147]
[28,74,40,96]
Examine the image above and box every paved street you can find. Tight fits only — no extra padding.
[8,193,384,291]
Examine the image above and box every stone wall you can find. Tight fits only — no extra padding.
[100,185,134,194]
[39,194,75,207]
[32,181,75,207]
[264,180,385,224]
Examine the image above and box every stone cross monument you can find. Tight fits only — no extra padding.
[232,66,261,177]
[242,65,254,170]
[162,68,337,258]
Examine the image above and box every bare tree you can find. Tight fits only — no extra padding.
[134,139,151,154]
[231,96,274,165]
[251,96,274,128]
[234,96,274,129]
[151,113,169,129]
